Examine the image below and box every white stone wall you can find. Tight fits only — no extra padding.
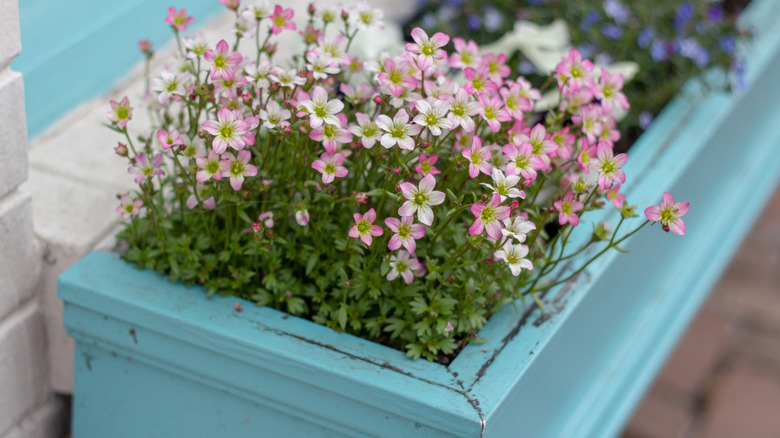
[0,0,65,437]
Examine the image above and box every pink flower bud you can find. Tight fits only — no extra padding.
[233,302,244,312]
[511,200,519,209]
[373,96,383,105]
[138,39,152,53]
[114,142,128,157]
[285,291,293,298]
[252,221,262,233]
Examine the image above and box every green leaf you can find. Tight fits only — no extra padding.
[445,188,458,204]
[305,253,319,275]
[237,209,252,224]
[337,304,348,330]
[384,190,401,202]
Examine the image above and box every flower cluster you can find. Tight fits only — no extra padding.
[410,0,747,142]
[108,2,686,361]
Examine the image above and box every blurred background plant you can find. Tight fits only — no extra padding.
[405,0,750,150]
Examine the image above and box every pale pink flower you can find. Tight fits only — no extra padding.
[340,83,372,104]
[551,127,577,160]
[589,141,627,190]
[183,32,209,59]
[270,5,296,34]
[348,0,385,30]
[157,129,184,151]
[298,86,344,129]
[258,211,274,229]
[448,38,479,69]
[387,250,423,284]
[348,208,384,246]
[482,53,511,82]
[295,209,310,226]
[462,137,493,178]
[376,57,417,98]
[305,50,341,79]
[150,71,189,104]
[311,152,348,184]
[464,66,497,95]
[398,173,446,226]
[243,55,273,89]
[219,0,240,10]
[605,183,626,208]
[221,150,258,191]
[572,104,603,144]
[117,193,143,219]
[268,67,306,89]
[469,193,511,241]
[376,109,422,151]
[213,72,247,95]
[201,107,252,154]
[494,243,533,276]
[554,190,585,226]
[481,168,525,202]
[597,117,621,146]
[644,192,690,236]
[503,142,545,182]
[500,82,535,120]
[128,154,165,184]
[501,217,536,242]
[165,7,195,31]
[556,48,594,93]
[477,93,510,133]
[577,138,599,172]
[512,124,558,167]
[259,100,292,129]
[412,98,453,136]
[414,153,440,176]
[242,1,271,21]
[203,39,243,81]
[587,68,629,114]
[185,184,216,210]
[309,114,353,154]
[405,27,449,71]
[106,96,133,128]
[350,113,381,148]
[316,33,350,65]
[195,152,229,182]
[385,216,425,253]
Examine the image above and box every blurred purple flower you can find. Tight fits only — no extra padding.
[639,111,654,130]
[466,15,481,31]
[720,35,735,54]
[650,40,668,61]
[484,7,503,32]
[601,24,623,39]
[637,27,656,49]
[674,2,694,31]
[580,10,600,31]
[603,0,630,25]
[708,5,723,22]
[679,38,710,67]
[518,61,536,74]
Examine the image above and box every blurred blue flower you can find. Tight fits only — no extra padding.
[674,2,694,31]
[527,0,546,4]
[601,24,623,39]
[595,52,613,66]
[466,15,481,31]
[732,59,748,91]
[708,5,723,22]
[580,11,600,31]
[484,7,503,32]
[720,35,735,54]
[637,27,657,49]
[421,13,437,29]
[578,44,596,59]
[639,111,654,130]
[518,61,536,74]
[679,38,710,67]
[603,0,630,25]
[650,40,668,61]
[444,0,464,5]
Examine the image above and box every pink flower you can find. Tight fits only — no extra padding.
[512,124,558,168]
[503,142,544,182]
[117,193,143,219]
[219,0,240,10]
[553,190,585,226]
[414,153,441,176]
[404,27,450,71]
[587,68,629,114]
[157,129,184,151]
[201,107,252,154]
[500,82,535,120]
[309,114,353,154]
[605,183,626,208]
[477,92,510,133]
[165,7,195,32]
[449,38,479,69]
[270,5,296,34]
[589,141,627,190]
[572,104,603,144]
[464,66,497,95]
[469,193,511,241]
[577,138,599,172]
[376,57,418,98]
[298,86,344,129]
[295,209,310,226]
[644,192,690,236]
[258,211,274,229]
[385,216,425,253]
[138,39,153,54]
[376,109,422,151]
[398,174,446,226]
[555,48,593,93]
[128,154,165,184]
[185,184,216,210]
[221,150,258,191]
[462,137,493,178]
[106,96,133,128]
[413,98,453,136]
[195,151,229,182]
[348,208,384,246]
[203,40,243,81]
[387,250,423,284]
[311,152,348,184]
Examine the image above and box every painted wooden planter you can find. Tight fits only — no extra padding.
[60,0,780,436]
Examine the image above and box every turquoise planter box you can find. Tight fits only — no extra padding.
[60,0,780,436]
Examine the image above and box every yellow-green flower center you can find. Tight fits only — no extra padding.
[397,223,412,239]
[480,206,497,223]
[357,220,371,234]
[413,192,428,206]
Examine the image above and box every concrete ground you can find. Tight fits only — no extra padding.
[622,184,780,438]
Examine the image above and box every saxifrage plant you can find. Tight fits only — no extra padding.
[106,0,687,361]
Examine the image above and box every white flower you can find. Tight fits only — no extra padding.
[269,67,305,89]
[298,86,344,129]
[412,98,453,136]
[259,100,292,129]
[387,250,423,284]
[494,243,534,276]
[481,168,525,202]
[150,71,189,104]
[501,217,536,242]
[398,174,446,226]
[349,0,385,30]
[350,113,381,148]
[376,109,422,150]
[445,88,480,132]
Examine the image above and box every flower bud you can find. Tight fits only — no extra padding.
[114,142,128,157]
[252,221,262,233]
[592,221,611,241]
[373,96,383,105]
[620,202,638,219]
